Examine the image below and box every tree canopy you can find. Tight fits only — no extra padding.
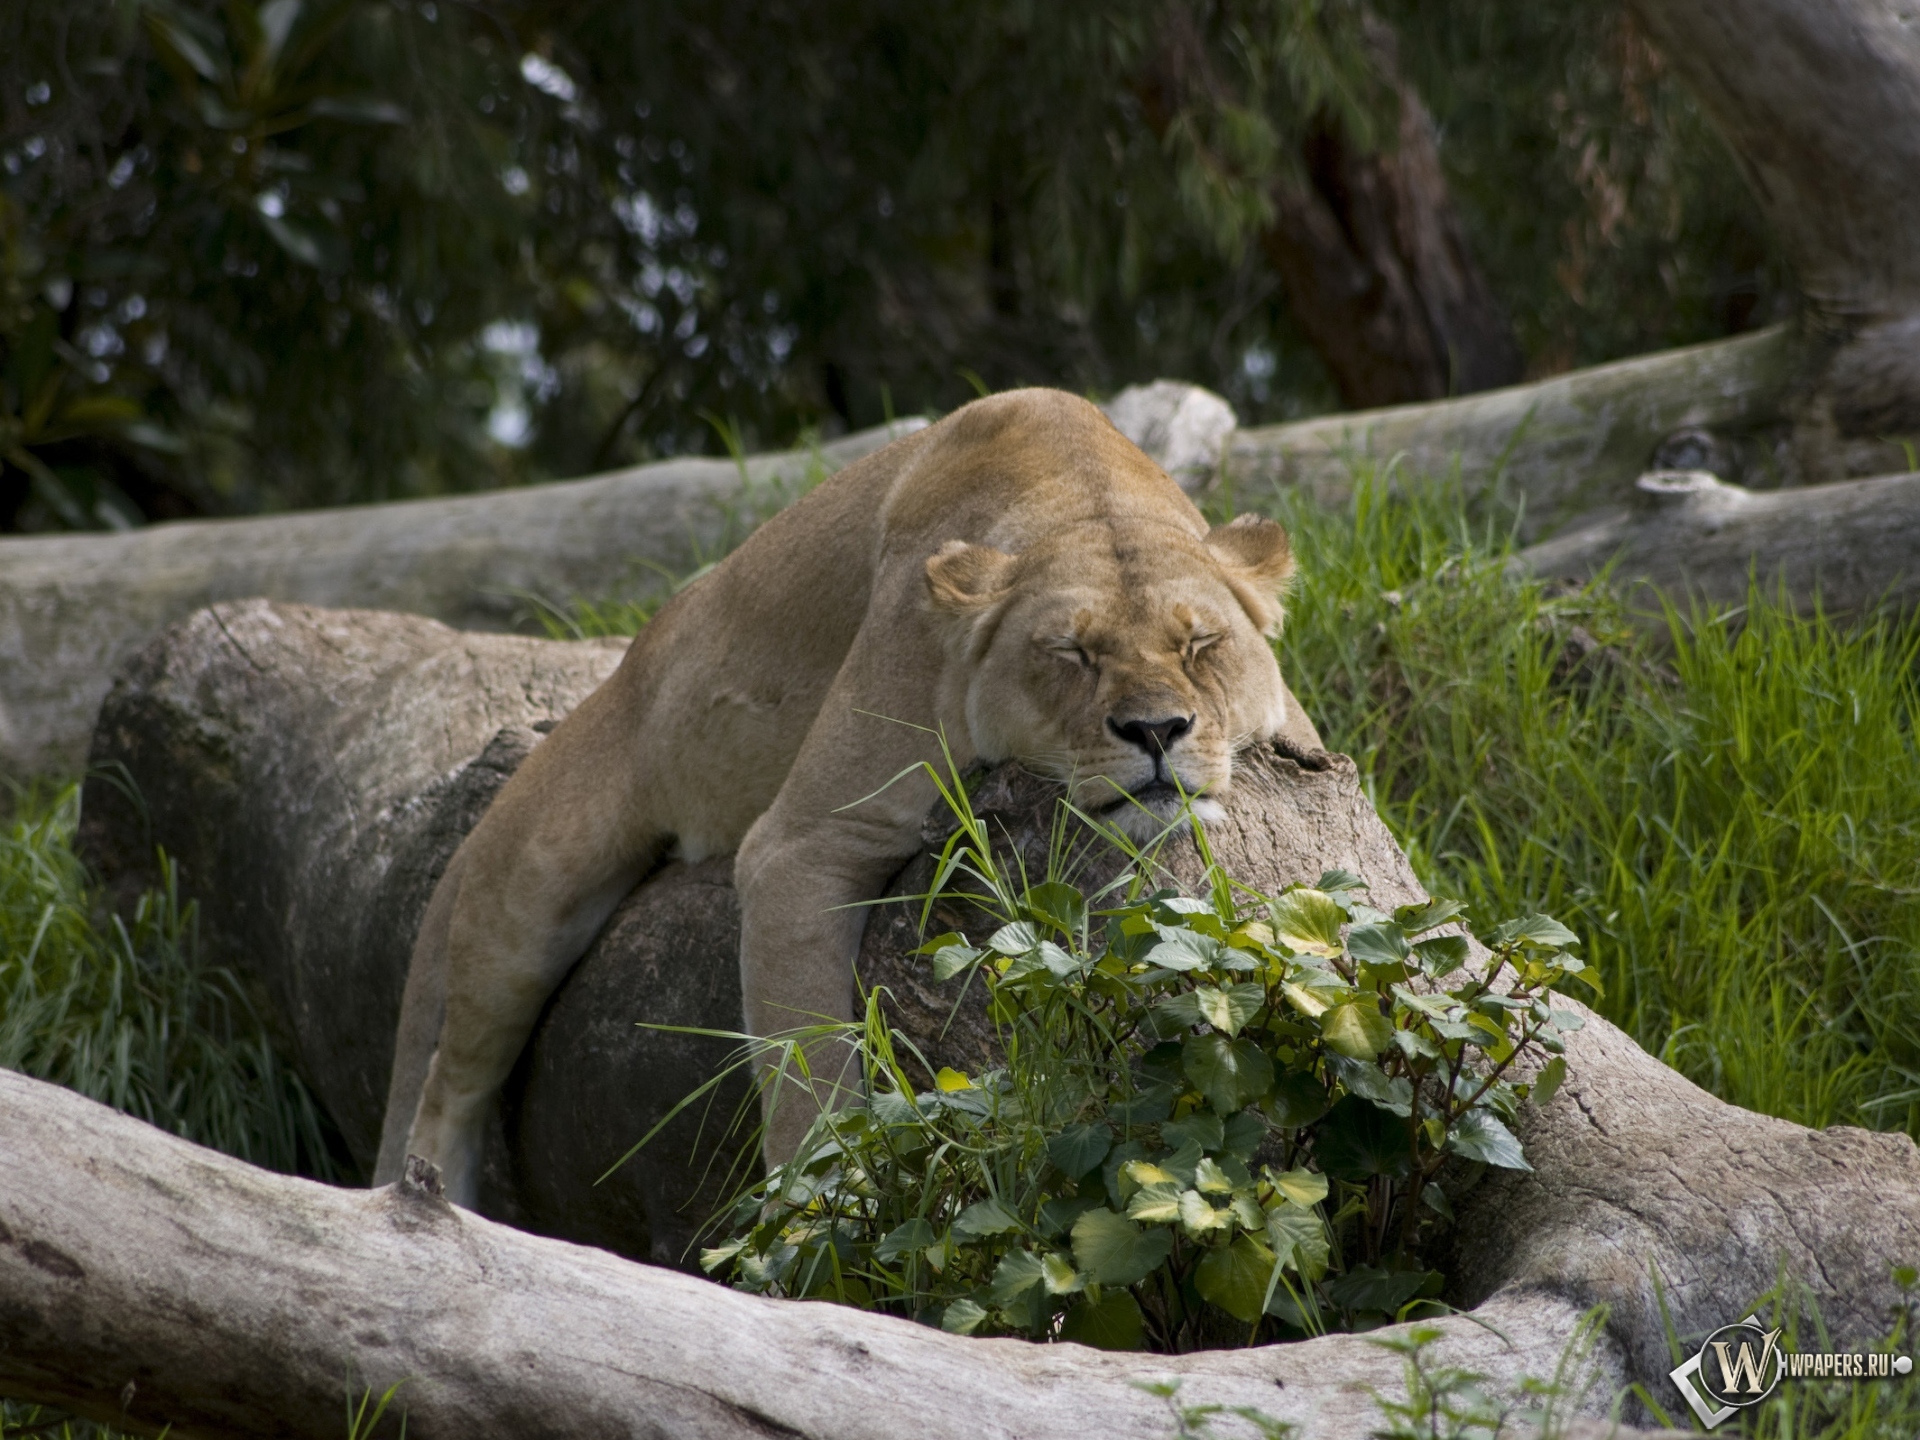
[1,0,1784,531]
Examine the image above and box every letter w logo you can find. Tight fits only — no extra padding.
[1712,1328,1782,1394]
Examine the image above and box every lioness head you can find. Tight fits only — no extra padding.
[925,499,1296,841]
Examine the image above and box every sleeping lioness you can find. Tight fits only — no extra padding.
[373,387,1317,1203]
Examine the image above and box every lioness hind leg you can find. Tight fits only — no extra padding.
[398,731,665,1207]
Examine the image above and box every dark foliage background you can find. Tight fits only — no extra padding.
[1,0,1786,531]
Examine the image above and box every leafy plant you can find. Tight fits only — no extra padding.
[698,762,1591,1352]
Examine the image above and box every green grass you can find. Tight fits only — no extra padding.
[0,780,342,1175]
[1257,473,1920,1141]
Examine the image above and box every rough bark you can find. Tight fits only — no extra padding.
[0,420,920,781]
[1226,326,1806,536]
[1623,0,1920,337]
[1515,467,1920,618]
[52,597,1920,1435]
[1620,0,1920,485]
[0,1068,1701,1440]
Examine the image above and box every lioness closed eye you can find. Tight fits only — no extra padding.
[373,387,1312,1204]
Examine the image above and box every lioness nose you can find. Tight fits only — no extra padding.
[1108,714,1194,756]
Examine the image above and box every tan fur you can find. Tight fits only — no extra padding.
[373,389,1315,1202]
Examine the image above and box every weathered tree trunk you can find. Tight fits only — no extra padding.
[1625,0,1920,340]
[0,420,919,780]
[1227,326,1805,536]
[1515,467,1920,617]
[1258,23,1523,408]
[0,1067,1706,1440]
[51,597,1920,1436]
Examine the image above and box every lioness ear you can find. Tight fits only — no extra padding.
[925,540,1017,612]
[1207,514,1295,634]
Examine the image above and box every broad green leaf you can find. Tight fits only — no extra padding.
[1125,1181,1184,1223]
[1058,1289,1146,1350]
[1313,1095,1413,1180]
[874,1218,937,1261]
[1512,914,1581,948]
[1413,934,1471,977]
[989,1248,1047,1305]
[953,1197,1021,1238]
[1146,929,1228,972]
[1321,1002,1394,1061]
[1071,1207,1174,1287]
[1047,1123,1112,1179]
[1152,991,1204,1033]
[1324,1265,1440,1317]
[1315,868,1367,894]
[1282,980,1333,1018]
[1446,1110,1531,1171]
[1194,982,1264,1037]
[1264,1071,1330,1128]
[930,943,982,982]
[699,1238,746,1273]
[1024,880,1088,936]
[941,1298,989,1334]
[1269,889,1346,956]
[1178,1189,1232,1234]
[988,921,1040,955]
[1160,1110,1225,1153]
[869,1089,918,1125]
[1121,1158,1180,1189]
[1196,1233,1280,1323]
[1221,1110,1267,1159]
[1265,1204,1330,1282]
[1183,1034,1274,1114]
[1327,1054,1413,1116]
[1270,1167,1328,1208]
[1530,1056,1567,1109]
[1042,1251,1084,1295]
[1108,1084,1175,1128]
[1037,940,1081,978]
[1393,898,1467,933]
[1193,1156,1235,1194]
[1347,922,1409,967]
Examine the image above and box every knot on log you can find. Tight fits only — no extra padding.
[403,1153,446,1198]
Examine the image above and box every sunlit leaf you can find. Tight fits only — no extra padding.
[1194,982,1264,1037]
[1269,889,1346,956]
[940,1298,989,1334]
[1269,1167,1328,1208]
[1321,1001,1393,1060]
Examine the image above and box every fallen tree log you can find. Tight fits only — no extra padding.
[54,598,1920,1435]
[0,1067,1700,1440]
[1227,326,1807,535]
[1515,467,1920,618]
[0,419,920,780]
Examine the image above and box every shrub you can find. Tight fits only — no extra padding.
[698,765,1591,1351]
